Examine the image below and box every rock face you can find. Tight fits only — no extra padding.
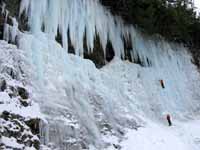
[0,0,20,17]
[0,84,40,150]
[0,79,6,91]
[0,4,5,39]
[0,0,28,30]
[0,111,40,149]
[17,86,29,99]
[0,40,41,150]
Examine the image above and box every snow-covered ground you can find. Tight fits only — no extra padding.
[120,119,200,150]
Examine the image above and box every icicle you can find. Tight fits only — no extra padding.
[3,17,19,43]
[4,10,9,23]
[3,24,10,41]
[3,8,10,41]
[19,0,128,58]
[19,0,31,16]
[1,2,6,14]
[10,18,19,42]
[16,0,200,69]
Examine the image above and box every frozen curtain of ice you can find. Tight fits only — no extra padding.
[19,0,126,58]
[2,0,200,149]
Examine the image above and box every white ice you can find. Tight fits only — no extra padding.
[1,0,200,149]
[16,31,200,148]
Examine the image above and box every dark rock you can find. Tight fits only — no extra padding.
[8,92,14,98]
[113,144,122,149]
[17,87,29,99]
[106,40,115,62]
[84,34,105,68]
[0,0,29,41]
[9,86,18,98]
[0,111,40,149]
[25,118,40,135]
[0,13,4,39]
[33,139,40,150]
[1,65,19,79]
[0,0,20,17]
[1,111,23,122]
[19,98,29,107]
[1,0,29,30]
[117,129,125,136]
[80,141,88,149]
[1,110,10,119]
[102,123,112,132]
[0,79,7,91]
[0,24,3,39]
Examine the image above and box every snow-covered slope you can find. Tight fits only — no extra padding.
[120,119,200,150]
[0,40,42,150]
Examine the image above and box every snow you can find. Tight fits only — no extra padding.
[0,40,43,119]
[0,40,42,149]
[1,136,24,149]
[0,95,41,118]
[121,120,200,150]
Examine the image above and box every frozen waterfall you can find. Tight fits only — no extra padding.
[1,0,200,149]
[19,0,163,66]
[19,0,124,57]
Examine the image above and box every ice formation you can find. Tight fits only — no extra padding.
[1,0,200,149]
[19,0,126,57]
[18,0,193,67]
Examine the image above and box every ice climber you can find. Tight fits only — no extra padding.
[166,114,172,126]
[160,79,165,88]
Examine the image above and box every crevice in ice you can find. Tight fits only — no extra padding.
[68,29,76,55]
[123,35,133,62]
[84,33,105,68]
[105,40,115,62]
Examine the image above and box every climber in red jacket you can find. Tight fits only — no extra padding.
[166,114,172,126]
[160,79,165,88]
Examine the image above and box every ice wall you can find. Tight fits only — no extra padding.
[16,32,200,149]
[18,0,131,59]
[1,0,200,149]
[19,0,192,68]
